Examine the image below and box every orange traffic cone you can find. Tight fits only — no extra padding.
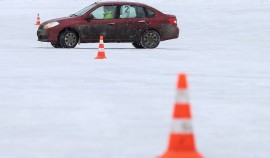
[95,36,107,59]
[159,74,203,158]
[35,13,41,26]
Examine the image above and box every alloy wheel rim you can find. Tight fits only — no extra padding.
[65,33,77,47]
[143,32,159,48]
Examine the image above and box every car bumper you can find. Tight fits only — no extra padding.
[37,29,49,42]
[160,25,180,41]
[37,28,58,42]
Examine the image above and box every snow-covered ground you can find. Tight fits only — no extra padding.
[0,0,270,158]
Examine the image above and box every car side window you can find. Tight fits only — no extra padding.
[120,5,136,18]
[147,9,155,18]
[120,5,147,19]
[136,7,146,18]
[91,5,117,20]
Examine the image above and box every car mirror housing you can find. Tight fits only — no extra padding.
[84,14,94,21]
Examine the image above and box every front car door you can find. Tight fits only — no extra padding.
[80,5,118,42]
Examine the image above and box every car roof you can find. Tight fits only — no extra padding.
[93,1,163,14]
[95,1,149,6]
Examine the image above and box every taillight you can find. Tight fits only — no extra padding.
[168,17,177,26]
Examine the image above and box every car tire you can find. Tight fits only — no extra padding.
[59,30,78,48]
[51,42,62,48]
[140,30,160,49]
[132,42,144,49]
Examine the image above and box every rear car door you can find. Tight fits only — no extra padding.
[80,5,117,42]
[116,5,149,42]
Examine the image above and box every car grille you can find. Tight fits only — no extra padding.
[37,29,48,41]
[38,35,48,40]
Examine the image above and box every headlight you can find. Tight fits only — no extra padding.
[43,22,59,29]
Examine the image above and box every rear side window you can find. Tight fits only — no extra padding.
[147,9,155,18]
[120,5,146,18]
[120,5,136,18]
[136,7,146,18]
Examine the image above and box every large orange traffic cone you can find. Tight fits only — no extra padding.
[95,36,107,59]
[35,13,41,26]
[159,74,203,158]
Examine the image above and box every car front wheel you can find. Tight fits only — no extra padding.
[140,30,160,49]
[132,42,144,49]
[59,30,78,48]
[51,42,62,48]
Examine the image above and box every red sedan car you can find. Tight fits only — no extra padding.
[37,1,179,49]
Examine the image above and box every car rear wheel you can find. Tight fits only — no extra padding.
[59,30,78,48]
[132,42,144,49]
[140,30,160,49]
[51,42,62,48]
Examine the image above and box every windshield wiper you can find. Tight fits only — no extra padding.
[70,14,77,17]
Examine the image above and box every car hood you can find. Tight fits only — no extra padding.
[43,16,80,24]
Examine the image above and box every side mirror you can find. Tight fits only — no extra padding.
[84,14,94,21]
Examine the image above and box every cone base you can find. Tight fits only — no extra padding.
[95,51,106,59]
[159,151,203,158]
[95,56,106,59]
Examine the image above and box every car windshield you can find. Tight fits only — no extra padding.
[73,4,96,16]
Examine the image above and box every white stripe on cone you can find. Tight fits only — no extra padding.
[98,48,104,52]
[175,90,189,104]
[171,119,193,134]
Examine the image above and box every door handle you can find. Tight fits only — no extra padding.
[138,20,145,23]
[108,23,115,25]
